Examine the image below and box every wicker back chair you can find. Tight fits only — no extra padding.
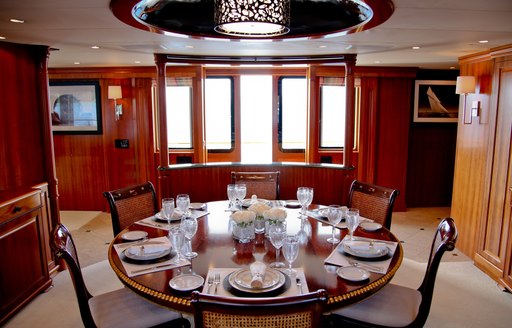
[329,218,458,328]
[191,289,328,328]
[103,181,158,236]
[50,223,190,328]
[231,171,280,200]
[347,180,400,230]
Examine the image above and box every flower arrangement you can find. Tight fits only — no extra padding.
[248,202,271,219]
[263,208,287,224]
[230,210,256,227]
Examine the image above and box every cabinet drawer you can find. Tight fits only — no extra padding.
[0,191,41,224]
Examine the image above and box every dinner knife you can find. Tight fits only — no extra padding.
[131,263,175,274]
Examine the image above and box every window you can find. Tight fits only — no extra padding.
[205,77,234,151]
[278,77,307,150]
[320,78,346,148]
[166,78,193,149]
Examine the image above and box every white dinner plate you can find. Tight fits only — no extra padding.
[124,244,171,261]
[121,230,148,241]
[169,274,204,292]
[154,211,181,222]
[337,266,370,282]
[360,222,382,231]
[339,241,390,259]
[189,202,206,210]
[228,268,285,293]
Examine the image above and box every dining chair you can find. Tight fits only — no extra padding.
[347,180,400,230]
[231,171,280,200]
[191,289,328,328]
[328,217,458,328]
[50,223,190,328]
[103,181,158,236]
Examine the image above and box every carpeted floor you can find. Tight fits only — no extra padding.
[4,208,512,327]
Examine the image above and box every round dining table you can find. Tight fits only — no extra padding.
[108,200,403,314]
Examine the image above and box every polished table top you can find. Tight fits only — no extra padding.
[108,201,403,313]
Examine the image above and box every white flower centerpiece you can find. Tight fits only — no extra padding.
[230,210,256,243]
[248,202,271,234]
[263,207,287,235]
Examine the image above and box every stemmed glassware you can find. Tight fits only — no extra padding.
[234,184,247,210]
[168,226,185,265]
[305,187,314,212]
[268,222,286,268]
[297,187,309,215]
[346,208,360,241]
[176,194,190,219]
[326,205,342,244]
[282,235,299,275]
[161,197,175,225]
[227,184,237,210]
[181,216,198,258]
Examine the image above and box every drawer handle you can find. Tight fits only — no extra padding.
[12,206,22,213]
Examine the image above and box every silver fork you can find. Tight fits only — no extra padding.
[206,275,214,294]
[213,273,221,294]
[348,259,383,273]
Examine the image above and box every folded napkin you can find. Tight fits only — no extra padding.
[202,268,309,298]
[342,240,389,257]
[249,261,266,288]
[113,237,190,277]
[324,237,398,274]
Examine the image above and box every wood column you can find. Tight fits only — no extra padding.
[344,56,356,167]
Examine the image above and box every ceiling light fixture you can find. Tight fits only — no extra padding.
[214,0,290,37]
[9,18,25,23]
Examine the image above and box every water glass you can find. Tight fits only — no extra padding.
[234,184,247,210]
[161,198,175,224]
[346,208,360,241]
[297,187,309,214]
[181,217,198,258]
[305,188,314,211]
[168,227,185,264]
[283,235,299,275]
[268,222,286,268]
[176,194,190,219]
[227,184,237,210]
[326,205,342,244]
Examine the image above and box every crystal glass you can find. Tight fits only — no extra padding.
[283,235,299,275]
[176,194,190,219]
[227,184,237,210]
[168,227,185,265]
[268,222,286,268]
[161,198,175,225]
[305,187,314,211]
[326,205,342,244]
[234,184,247,210]
[296,187,309,214]
[181,216,198,258]
[232,221,255,243]
[346,208,360,241]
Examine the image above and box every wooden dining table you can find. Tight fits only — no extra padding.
[107,200,403,314]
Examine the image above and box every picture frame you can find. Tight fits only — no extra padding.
[49,81,102,134]
[413,80,459,123]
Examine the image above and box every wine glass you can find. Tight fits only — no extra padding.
[161,197,175,225]
[176,194,190,219]
[297,187,309,215]
[305,188,314,212]
[268,222,286,268]
[283,235,299,275]
[346,208,360,241]
[168,227,185,265]
[234,184,247,210]
[227,184,237,210]
[326,205,342,244]
[181,216,198,258]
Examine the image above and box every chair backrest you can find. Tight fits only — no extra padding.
[191,289,327,328]
[103,181,158,236]
[347,180,400,230]
[412,217,458,327]
[50,223,96,327]
[231,171,280,200]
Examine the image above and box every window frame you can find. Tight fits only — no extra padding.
[205,76,235,153]
[277,75,307,153]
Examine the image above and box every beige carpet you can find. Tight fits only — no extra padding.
[4,209,512,327]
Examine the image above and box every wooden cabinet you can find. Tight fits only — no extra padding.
[0,186,52,325]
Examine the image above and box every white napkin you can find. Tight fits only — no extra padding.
[249,261,266,288]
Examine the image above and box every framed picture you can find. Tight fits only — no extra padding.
[49,81,102,134]
[413,80,459,123]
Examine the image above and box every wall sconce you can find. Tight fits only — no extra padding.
[108,85,123,120]
[455,76,476,124]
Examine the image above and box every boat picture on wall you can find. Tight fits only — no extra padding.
[413,80,459,123]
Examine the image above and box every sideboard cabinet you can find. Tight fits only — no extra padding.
[0,185,52,325]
